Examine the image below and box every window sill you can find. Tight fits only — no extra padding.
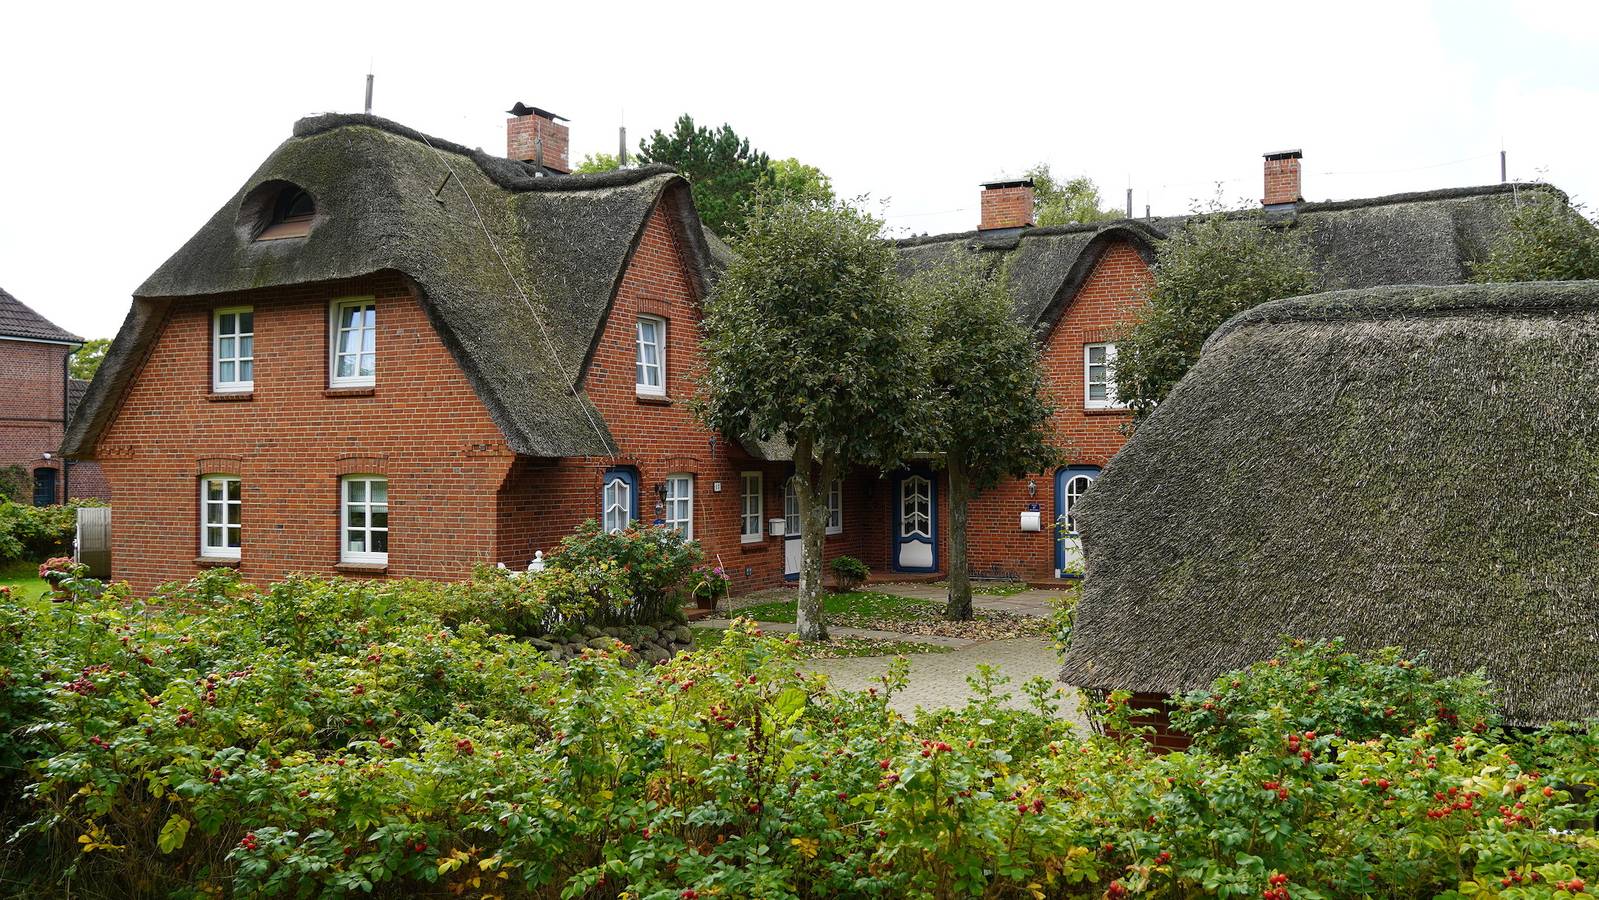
[739,537,765,550]
[334,561,388,575]
[194,556,241,568]
[1083,406,1132,416]
[325,387,376,399]
[635,392,672,405]
[206,391,253,402]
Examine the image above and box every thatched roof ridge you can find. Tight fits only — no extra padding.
[66,115,716,460]
[893,182,1566,333]
[1060,281,1599,724]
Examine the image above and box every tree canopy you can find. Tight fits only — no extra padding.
[764,158,834,206]
[1114,212,1319,413]
[69,338,109,381]
[1026,164,1120,226]
[696,196,924,638]
[912,257,1061,619]
[572,152,622,174]
[1472,190,1599,282]
[637,115,772,236]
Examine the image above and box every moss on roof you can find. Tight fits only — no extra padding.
[65,114,716,460]
[1060,281,1599,725]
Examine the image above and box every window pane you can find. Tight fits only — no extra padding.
[219,336,235,358]
[239,360,253,382]
[341,306,359,329]
[1088,345,1105,365]
[347,480,365,502]
[226,479,241,502]
[370,480,387,502]
[226,526,241,548]
[359,353,375,377]
[219,361,235,383]
[1089,383,1107,401]
[340,328,361,355]
[362,328,375,353]
[371,530,388,553]
[206,526,222,547]
[349,509,366,529]
[239,312,253,333]
[371,509,387,529]
[347,534,365,552]
[206,481,222,502]
[219,313,234,334]
[362,306,376,328]
[240,335,253,357]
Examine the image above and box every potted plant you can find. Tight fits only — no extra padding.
[689,564,730,612]
[829,555,870,592]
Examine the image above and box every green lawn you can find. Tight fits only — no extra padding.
[0,560,50,604]
[690,625,949,659]
[734,590,938,626]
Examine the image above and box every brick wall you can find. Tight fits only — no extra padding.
[1263,153,1303,206]
[869,241,1152,582]
[94,272,519,594]
[0,337,70,503]
[508,200,876,593]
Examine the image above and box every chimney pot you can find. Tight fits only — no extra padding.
[1262,149,1303,208]
[978,179,1035,230]
[507,102,571,174]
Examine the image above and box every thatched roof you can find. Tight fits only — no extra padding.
[1060,281,1599,725]
[895,183,1566,333]
[0,286,81,343]
[64,114,718,460]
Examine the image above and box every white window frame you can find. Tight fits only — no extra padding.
[1084,342,1122,410]
[199,475,241,559]
[340,475,389,564]
[664,473,693,538]
[635,315,666,397]
[212,307,255,393]
[603,474,633,534]
[901,475,931,538]
[826,477,843,535]
[1062,473,1095,536]
[739,471,763,543]
[329,298,378,388]
[784,478,800,536]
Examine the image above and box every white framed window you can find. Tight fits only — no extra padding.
[635,315,666,396]
[330,298,377,388]
[1084,343,1122,409]
[212,308,254,392]
[826,477,843,535]
[901,475,931,538]
[664,473,693,538]
[603,472,633,534]
[199,475,241,559]
[739,472,763,543]
[341,475,389,564]
[1062,472,1096,536]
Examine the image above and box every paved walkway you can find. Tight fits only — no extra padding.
[728,620,974,648]
[866,581,1068,617]
[804,635,1089,728]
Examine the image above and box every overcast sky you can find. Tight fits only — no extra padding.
[3,0,1595,340]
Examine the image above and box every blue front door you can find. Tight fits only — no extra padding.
[892,468,937,572]
[1054,466,1100,576]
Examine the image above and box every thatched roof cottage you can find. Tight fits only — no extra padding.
[1061,281,1599,725]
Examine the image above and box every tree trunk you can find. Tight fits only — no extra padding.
[792,435,831,641]
[945,453,974,621]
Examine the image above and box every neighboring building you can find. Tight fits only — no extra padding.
[1061,281,1599,727]
[63,110,873,594]
[865,162,1564,583]
[0,286,107,504]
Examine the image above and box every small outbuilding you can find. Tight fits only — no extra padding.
[1061,281,1599,726]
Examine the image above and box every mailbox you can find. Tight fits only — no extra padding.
[769,517,787,537]
[1019,510,1042,532]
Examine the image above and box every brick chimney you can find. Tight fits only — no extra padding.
[1262,149,1303,208]
[979,179,1035,230]
[506,102,570,174]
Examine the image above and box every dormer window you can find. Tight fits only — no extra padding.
[256,187,315,241]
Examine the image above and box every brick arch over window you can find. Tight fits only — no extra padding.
[195,456,245,476]
[335,455,389,476]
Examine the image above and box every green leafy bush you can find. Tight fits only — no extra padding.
[0,499,106,565]
[0,466,28,504]
[0,575,1594,898]
[829,554,870,587]
[543,519,702,625]
[1473,190,1599,283]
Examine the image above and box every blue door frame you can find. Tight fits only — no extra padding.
[891,467,938,573]
[1053,466,1100,575]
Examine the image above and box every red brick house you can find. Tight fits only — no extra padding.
[0,287,108,505]
[857,161,1560,583]
[63,109,874,594]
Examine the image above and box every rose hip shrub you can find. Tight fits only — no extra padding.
[0,573,1595,899]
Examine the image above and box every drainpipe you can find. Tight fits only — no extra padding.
[60,347,72,503]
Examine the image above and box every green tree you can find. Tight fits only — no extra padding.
[1115,211,1319,413]
[1472,190,1599,282]
[70,338,110,381]
[697,197,924,640]
[1026,163,1119,226]
[637,115,771,236]
[912,258,1062,620]
[764,158,834,205]
[573,152,622,174]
